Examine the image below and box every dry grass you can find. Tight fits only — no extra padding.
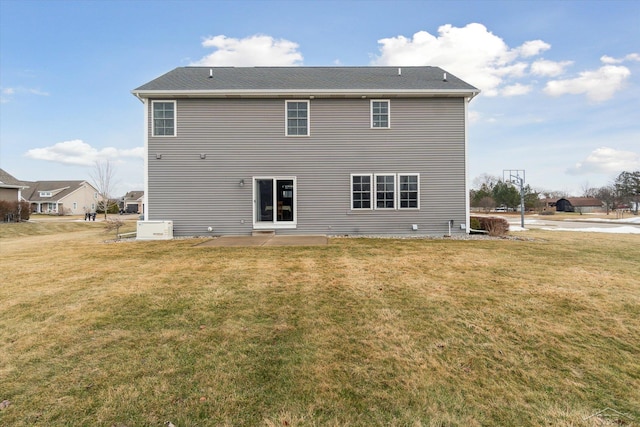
[0,223,638,426]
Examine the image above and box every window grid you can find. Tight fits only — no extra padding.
[371,100,390,128]
[286,101,309,136]
[399,174,419,209]
[352,175,372,209]
[152,101,175,136]
[375,174,395,209]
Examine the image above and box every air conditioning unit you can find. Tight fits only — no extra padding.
[137,220,173,240]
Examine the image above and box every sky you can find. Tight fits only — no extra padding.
[1,0,639,197]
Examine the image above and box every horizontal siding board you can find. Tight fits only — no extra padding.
[147,97,468,236]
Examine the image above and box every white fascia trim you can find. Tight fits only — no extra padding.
[132,89,480,99]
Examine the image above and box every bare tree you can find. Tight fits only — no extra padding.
[581,181,600,198]
[90,160,118,220]
[472,173,500,191]
[104,217,126,240]
[478,196,496,212]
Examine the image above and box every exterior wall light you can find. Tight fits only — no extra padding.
[239,179,245,187]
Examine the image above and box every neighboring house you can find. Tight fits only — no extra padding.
[120,190,144,214]
[0,168,29,202]
[22,180,101,215]
[132,66,480,236]
[552,197,604,213]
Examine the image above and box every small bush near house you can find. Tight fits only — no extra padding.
[470,215,509,236]
[0,200,30,222]
[470,216,481,231]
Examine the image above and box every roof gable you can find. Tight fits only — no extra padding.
[0,168,29,189]
[22,180,95,201]
[123,190,144,200]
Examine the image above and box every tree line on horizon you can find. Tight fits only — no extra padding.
[470,170,640,214]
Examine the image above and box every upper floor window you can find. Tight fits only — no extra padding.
[371,100,390,128]
[152,101,176,136]
[286,101,309,136]
[39,191,52,197]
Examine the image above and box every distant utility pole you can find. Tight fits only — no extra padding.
[504,169,526,228]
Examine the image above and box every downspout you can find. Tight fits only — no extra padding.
[142,97,149,221]
[464,96,471,234]
[133,92,145,103]
[464,89,481,234]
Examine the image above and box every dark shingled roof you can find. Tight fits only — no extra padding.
[133,66,479,97]
[0,168,28,188]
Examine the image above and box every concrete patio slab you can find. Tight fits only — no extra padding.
[196,235,328,247]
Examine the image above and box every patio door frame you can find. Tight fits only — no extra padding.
[252,176,297,230]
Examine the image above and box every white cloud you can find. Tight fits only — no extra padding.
[468,110,481,123]
[516,40,551,57]
[600,53,640,64]
[191,34,303,66]
[530,59,573,77]
[567,147,640,175]
[544,65,631,102]
[501,83,532,96]
[372,23,551,96]
[25,140,143,166]
[1,86,49,103]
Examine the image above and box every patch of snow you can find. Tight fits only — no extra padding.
[569,217,640,224]
[541,226,640,234]
[523,219,547,225]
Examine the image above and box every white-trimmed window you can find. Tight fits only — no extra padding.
[371,100,390,128]
[39,191,52,197]
[351,174,373,210]
[286,101,309,136]
[375,174,396,209]
[398,174,419,209]
[152,100,176,136]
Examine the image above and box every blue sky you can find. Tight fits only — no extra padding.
[1,0,638,197]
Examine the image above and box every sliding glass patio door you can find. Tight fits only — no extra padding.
[254,177,296,228]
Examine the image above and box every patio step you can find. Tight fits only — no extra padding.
[252,230,275,236]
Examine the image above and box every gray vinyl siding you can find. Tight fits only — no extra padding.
[147,97,468,236]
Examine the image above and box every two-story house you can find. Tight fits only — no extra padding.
[132,66,479,237]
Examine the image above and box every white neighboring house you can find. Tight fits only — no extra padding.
[21,180,102,215]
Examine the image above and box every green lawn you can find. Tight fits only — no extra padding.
[0,223,638,426]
